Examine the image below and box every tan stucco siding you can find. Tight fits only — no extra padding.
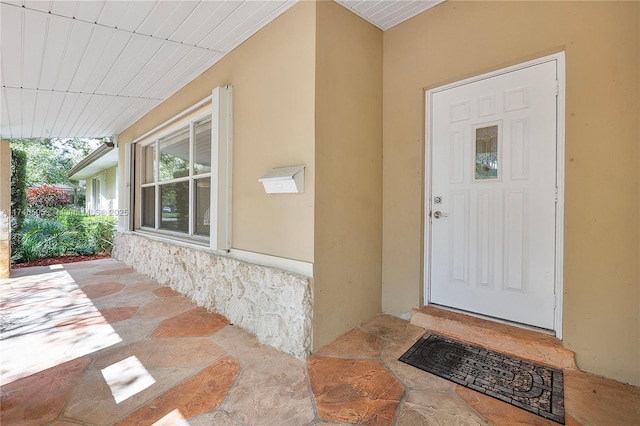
[313,0,383,349]
[118,2,317,262]
[382,1,640,385]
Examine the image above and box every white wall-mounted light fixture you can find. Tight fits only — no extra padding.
[259,165,305,194]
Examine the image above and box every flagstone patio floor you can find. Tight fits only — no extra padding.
[1,258,638,425]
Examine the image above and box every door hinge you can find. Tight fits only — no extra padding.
[555,188,559,202]
[555,80,559,96]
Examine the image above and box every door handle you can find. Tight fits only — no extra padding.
[433,211,448,219]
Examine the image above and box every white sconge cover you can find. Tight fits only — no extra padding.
[259,165,305,194]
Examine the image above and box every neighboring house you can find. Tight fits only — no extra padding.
[0,1,637,389]
[68,143,118,214]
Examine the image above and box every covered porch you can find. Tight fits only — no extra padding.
[1,258,638,425]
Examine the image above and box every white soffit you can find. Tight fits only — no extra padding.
[0,0,298,139]
[335,0,444,31]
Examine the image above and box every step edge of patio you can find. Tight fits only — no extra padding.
[411,306,577,370]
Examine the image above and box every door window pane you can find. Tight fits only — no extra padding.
[475,125,499,179]
[194,177,211,236]
[160,182,189,233]
[194,119,212,175]
[159,127,190,181]
[141,187,155,228]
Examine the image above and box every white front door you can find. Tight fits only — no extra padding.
[428,59,560,330]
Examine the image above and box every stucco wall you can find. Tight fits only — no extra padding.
[313,0,383,349]
[382,1,639,385]
[117,2,316,262]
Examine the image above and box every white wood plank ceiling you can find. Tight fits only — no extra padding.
[0,0,444,139]
[0,0,299,138]
[335,0,444,31]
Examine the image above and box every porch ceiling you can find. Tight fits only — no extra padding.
[0,0,444,140]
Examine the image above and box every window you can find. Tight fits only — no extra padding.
[134,86,232,250]
[92,178,101,212]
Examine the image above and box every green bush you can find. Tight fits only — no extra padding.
[26,185,71,219]
[11,210,116,264]
[10,149,27,231]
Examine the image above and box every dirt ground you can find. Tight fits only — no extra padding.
[11,253,111,269]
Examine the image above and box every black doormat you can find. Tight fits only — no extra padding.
[399,333,565,424]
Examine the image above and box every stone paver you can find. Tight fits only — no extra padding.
[1,258,639,426]
[115,356,240,425]
[151,307,229,338]
[307,356,404,425]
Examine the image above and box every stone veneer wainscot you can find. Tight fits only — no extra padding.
[112,232,313,358]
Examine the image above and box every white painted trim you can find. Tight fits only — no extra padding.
[132,95,212,145]
[120,231,312,277]
[423,52,566,337]
[228,249,313,278]
[554,52,566,340]
[209,85,233,251]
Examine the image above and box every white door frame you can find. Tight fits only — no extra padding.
[423,52,565,338]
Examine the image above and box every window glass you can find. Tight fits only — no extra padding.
[142,145,156,184]
[194,119,212,175]
[475,125,499,180]
[160,182,189,233]
[141,187,155,228]
[159,127,190,181]
[194,177,211,236]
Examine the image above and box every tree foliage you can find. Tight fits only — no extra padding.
[8,138,101,187]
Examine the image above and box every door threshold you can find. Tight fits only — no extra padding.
[411,305,576,370]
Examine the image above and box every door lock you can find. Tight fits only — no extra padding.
[433,211,448,219]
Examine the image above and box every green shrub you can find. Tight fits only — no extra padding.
[10,149,27,231]
[11,211,116,263]
[26,185,71,219]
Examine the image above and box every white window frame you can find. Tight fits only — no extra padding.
[132,86,233,251]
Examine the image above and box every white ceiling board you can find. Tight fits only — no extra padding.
[168,1,228,46]
[0,4,23,87]
[123,44,185,98]
[50,0,77,17]
[1,88,12,138]
[2,87,21,137]
[54,23,95,91]
[137,0,199,40]
[21,87,37,137]
[36,15,73,90]
[80,31,134,95]
[99,36,164,96]
[1,0,443,139]
[39,90,66,138]
[66,26,115,93]
[216,0,288,53]
[22,11,48,89]
[111,1,157,32]
[335,0,445,30]
[30,89,51,137]
[199,1,264,51]
[142,49,211,99]
[58,92,93,137]
[23,0,49,13]
[95,1,129,29]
